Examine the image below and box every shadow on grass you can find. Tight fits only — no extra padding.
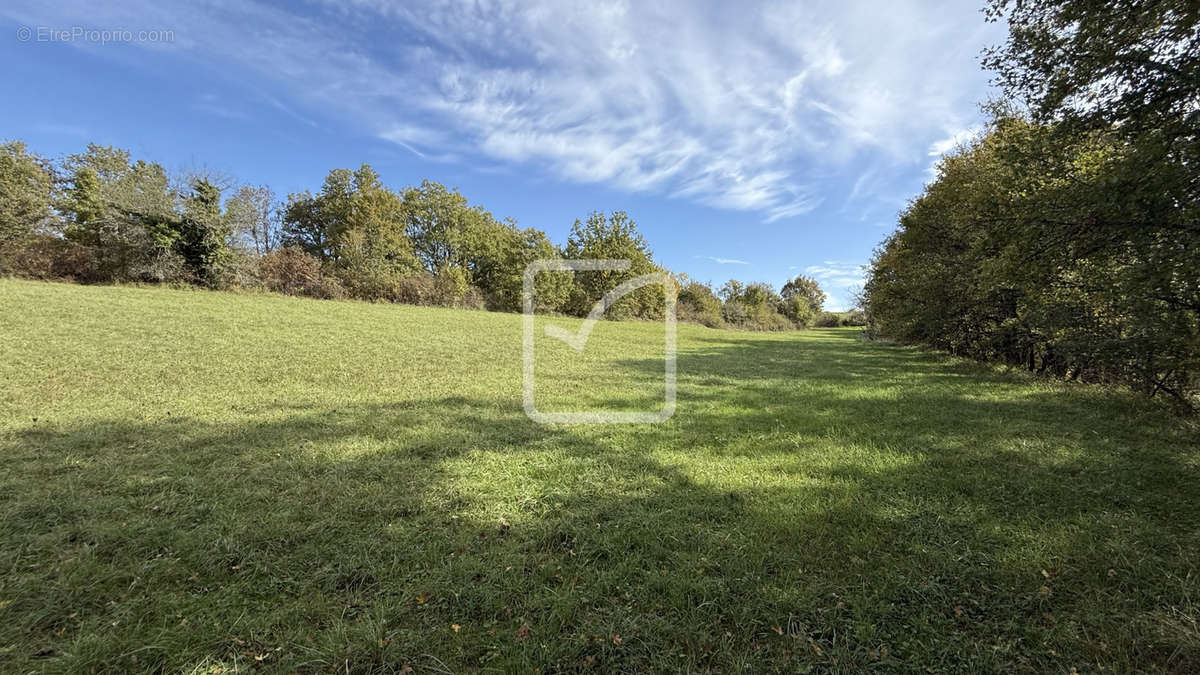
[2,333,1199,672]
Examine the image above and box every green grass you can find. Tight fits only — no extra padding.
[2,278,1198,673]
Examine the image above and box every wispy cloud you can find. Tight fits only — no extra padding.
[33,123,89,137]
[925,125,983,181]
[697,255,750,265]
[1,0,999,221]
[804,260,867,311]
[193,93,250,121]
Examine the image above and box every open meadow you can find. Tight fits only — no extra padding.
[1,278,1198,673]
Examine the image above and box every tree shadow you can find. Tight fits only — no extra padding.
[2,333,1199,672]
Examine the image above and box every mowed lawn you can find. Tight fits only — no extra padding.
[2,279,1199,673]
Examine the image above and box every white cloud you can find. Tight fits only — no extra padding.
[925,125,983,181]
[804,260,867,311]
[698,256,750,265]
[1,0,1001,221]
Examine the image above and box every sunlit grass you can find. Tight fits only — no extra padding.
[1,278,1197,672]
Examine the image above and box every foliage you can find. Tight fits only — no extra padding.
[256,246,345,299]
[401,179,489,273]
[984,0,1199,144]
[780,275,826,326]
[0,139,824,331]
[781,275,826,313]
[58,144,183,283]
[813,311,842,328]
[563,211,664,320]
[0,141,56,274]
[863,111,1200,407]
[489,225,571,314]
[676,277,725,328]
[841,309,867,327]
[859,1,1200,408]
[225,185,279,256]
[720,279,795,330]
[177,178,233,286]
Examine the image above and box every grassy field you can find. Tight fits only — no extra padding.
[1,278,1198,673]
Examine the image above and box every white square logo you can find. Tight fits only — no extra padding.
[522,259,676,424]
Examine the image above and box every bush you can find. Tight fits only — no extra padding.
[256,247,344,299]
[841,309,867,327]
[722,300,749,326]
[215,249,264,292]
[0,235,95,281]
[459,286,486,310]
[781,296,815,327]
[677,281,724,328]
[388,270,484,309]
[394,273,437,305]
[759,312,795,331]
[432,265,471,306]
[814,312,842,327]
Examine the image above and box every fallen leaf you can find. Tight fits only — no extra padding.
[771,625,783,635]
[451,624,460,632]
[612,634,622,645]
[516,623,531,642]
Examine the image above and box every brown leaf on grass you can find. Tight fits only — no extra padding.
[612,634,622,645]
[516,623,531,642]
[771,625,783,635]
[451,624,460,632]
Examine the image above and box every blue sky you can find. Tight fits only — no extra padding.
[2,0,1001,310]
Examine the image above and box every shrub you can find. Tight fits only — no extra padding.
[432,265,471,306]
[0,235,94,281]
[722,300,749,326]
[841,310,867,327]
[256,247,344,299]
[394,273,437,305]
[814,312,842,327]
[459,286,486,310]
[215,249,264,292]
[781,296,815,327]
[760,312,795,331]
[677,281,724,328]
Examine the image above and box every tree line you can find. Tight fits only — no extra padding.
[0,141,849,330]
[862,0,1199,408]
